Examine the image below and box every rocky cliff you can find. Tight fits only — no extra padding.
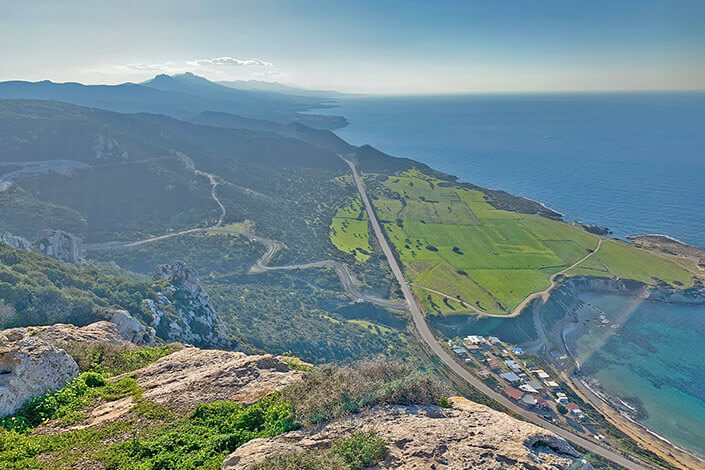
[34,229,84,263]
[0,232,31,251]
[132,348,304,409]
[0,319,154,417]
[223,397,592,470]
[0,323,594,469]
[150,261,233,348]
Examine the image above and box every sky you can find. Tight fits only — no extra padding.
[1,0,704,94]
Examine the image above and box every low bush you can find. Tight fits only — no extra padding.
[0,372,139,433]
[103,393,296,470]
[60,342,183,374]
[251,430,387,470]
[283,359,449,424]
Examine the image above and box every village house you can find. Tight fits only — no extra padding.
[531,369,551,380]
[500,372,521,383]
[452,347,468,358]
[503,386,524,401]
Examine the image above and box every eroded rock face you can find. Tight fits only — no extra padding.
[0,232,31,251]
[150,262,231,348]
[109,310,156,346]
[34,230,84,263]
[0,329,79,417]
[133,348,303,410]
[223,397,592,470]
[29,321,132,347]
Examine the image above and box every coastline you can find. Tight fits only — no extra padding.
[551,277,705,468]
[323,98,705,465]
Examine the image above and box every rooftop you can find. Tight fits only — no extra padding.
[503,386,524,401]
[500,372,521,383]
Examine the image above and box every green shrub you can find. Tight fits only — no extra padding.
[251,430,387,470]
[283,359,449,425]
[103,393,296,470]
[330,431,387,470]
[61,342,183,374]
[0,371,139,433]
[83,371,107,388]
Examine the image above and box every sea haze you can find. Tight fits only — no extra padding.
[321,92,705,247]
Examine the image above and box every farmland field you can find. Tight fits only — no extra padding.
[367,169,700,315]
[330,196,372,262]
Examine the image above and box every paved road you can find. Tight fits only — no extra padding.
[343,157,647,470]
[0,160,91,190]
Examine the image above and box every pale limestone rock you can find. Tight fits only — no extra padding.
[0,232,31,251]
[222,397,592,470]
[151,262,231,347]
[0,330,79,416]
[109,310,156,346]
[34,229,84,263]
[28,321,130,346]
[133,348,303,410]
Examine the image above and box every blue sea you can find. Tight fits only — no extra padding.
[319,92,705,457]
[323,92,705,247]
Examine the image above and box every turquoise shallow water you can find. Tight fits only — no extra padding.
[573,294,705,458]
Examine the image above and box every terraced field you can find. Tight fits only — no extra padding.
[368,169,701,315]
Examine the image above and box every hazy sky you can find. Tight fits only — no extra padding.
[1,0,704,93]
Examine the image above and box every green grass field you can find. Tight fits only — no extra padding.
[368,169,700,315]
[330,196,372,262]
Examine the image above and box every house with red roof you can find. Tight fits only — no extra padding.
[503,386,524,401]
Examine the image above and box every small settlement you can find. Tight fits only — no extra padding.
[448,335,587,424]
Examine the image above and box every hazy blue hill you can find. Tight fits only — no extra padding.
[218,78,344,97]
[0,99,179,163]
[135,113,344,171]
[0,74,345,128]
[280,122,354,155]
[143,72,322,107]
[0,99,348,242]
[188,110,284,133]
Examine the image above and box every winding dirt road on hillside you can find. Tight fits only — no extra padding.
[84,170,407,311]
[343,157,648,470]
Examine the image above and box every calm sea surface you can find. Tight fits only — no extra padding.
[320,93,705,456]
[323,92,705,247]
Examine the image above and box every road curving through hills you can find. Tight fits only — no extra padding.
[84,169,408,311]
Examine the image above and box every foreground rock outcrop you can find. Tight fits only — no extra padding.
[34,229,84,263]
[0,320,156,417]
[223,397,591,470]
[132,348,303,410]
[0,328,79,416]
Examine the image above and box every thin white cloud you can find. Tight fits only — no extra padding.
[186,56,273,67]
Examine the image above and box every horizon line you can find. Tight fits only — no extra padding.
[1,75,704,97]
